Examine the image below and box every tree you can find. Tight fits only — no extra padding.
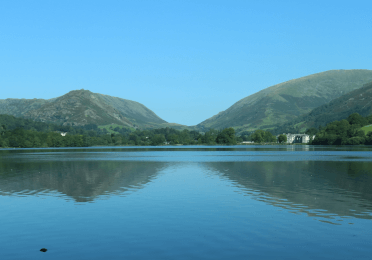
[305,128,318,136]
[263,131,276,142]
[179,129,191,144]
[347,113,368,127]
[0,124,6,135]
[203,129,218,144]
[251,130,264,143]
[250,130,276,143]
[0,137,8,147]
[151,134,165,146]
[365,132,372,145]
[216,128,236,145]
[33,136,42,147]
[82,135,92,147]
[129,133,140,145]
[168,134,179,144]
[325,120,350,137]
[278,134,287,143]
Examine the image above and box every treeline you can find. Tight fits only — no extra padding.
[311,113,372,145]
[247,130,277,143]
[237,129,286,143]
[0,120,239,148]
[0,129,91,148]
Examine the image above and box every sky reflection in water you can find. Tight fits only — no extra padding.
[0,146,371,260]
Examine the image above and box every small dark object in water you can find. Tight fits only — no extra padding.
[40,248,47,252]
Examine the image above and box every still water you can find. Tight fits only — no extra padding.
[0,145,372,259]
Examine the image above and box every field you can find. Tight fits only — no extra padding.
[98,124,135,134]
[361,125,372,134]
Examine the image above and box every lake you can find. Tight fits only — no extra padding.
[0,145,372,259]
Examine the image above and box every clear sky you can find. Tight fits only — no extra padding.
[1,0,371,126]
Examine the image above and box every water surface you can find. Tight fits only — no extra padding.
[0,145,371,259]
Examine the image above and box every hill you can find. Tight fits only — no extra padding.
[0,98,50,117]
[197,70,372,132]
[0,89,167,128]
[273,81,372,134]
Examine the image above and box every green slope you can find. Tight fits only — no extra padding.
[197,70,372,132]
[273,81,372,134]
[96,93,167,126]
[361,125,372,135]
[0,89,168,128]
[0,98,50,117]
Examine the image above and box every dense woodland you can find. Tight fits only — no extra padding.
[310,113,372,145]
[234,112,372,145]
[0,115,238,148]
[2,112,372,148]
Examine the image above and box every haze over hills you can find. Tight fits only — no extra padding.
[197,70,372,132]
[273,81,372,134]
[0,89,168,128]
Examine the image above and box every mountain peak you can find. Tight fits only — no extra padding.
[0,90,167,127]
[65,89,92,95]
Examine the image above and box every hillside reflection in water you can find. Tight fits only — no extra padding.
[1,146,372,260]
[0,159,166,202]
[0,146,372,223]
[204,161,372,224]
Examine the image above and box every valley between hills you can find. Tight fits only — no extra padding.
[1,69,372,136]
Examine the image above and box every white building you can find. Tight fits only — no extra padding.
[280,133,315,144]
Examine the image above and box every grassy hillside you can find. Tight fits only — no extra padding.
[361,125,372,135]
[198,70,372,132]
[273,81,372,134]
[0,89,168,128]
[0,98,50,117]
[97,94,166,125]
[98,124,136,134]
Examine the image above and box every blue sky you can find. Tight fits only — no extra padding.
[1,0,371,126]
